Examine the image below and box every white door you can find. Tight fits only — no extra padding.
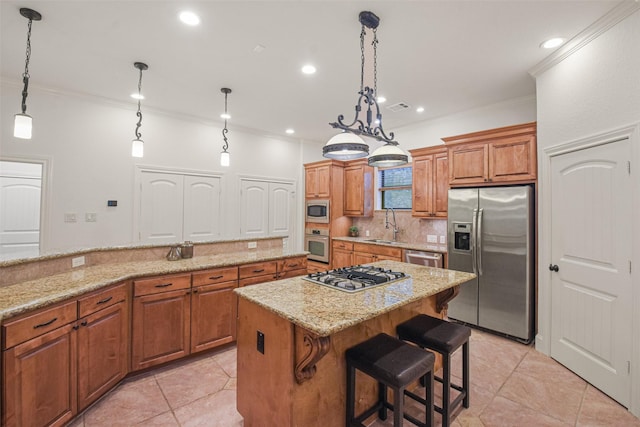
[0,176,41,259]
[269,182,293,236]
[240,180,269,237]
[183,175,221,242]
[550,138,632,406]
[139,172,184,244]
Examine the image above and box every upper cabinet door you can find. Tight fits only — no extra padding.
[305,165,331,198]
[411,155,434,216]
[240,180,269,237]
[183,175,221,242]
[139,172,184,244]
[448,143,488,185]
[488,135,537,182]
[269,182,294,236]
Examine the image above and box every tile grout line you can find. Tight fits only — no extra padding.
[150,374,182,427]
[574,384,589,427]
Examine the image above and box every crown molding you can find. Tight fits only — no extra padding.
[529,0,640,78]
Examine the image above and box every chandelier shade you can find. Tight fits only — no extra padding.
[368,142,409,168]
[322,133,369,160]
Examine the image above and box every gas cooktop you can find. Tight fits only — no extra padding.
[303,265,409,293]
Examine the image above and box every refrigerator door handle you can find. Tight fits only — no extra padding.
[472,208,478,275]
[477,208,484,276]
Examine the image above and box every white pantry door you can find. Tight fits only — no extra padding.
[550,138,632,406]
[183,175,221,241]
[269,182,293,236]
[139,172,184,244]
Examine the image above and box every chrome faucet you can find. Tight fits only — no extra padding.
[385,208,399,241]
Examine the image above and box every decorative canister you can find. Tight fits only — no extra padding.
[181,241,194,258]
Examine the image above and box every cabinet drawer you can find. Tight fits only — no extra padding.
[133,273,191,297]
[332,240,354,251]
[239,261,277,279]
[239,274,277,288]
[192,267,239,287]
[353,243,402,258]
[278,257,307,273]
[277,269,307,280]
[2,300,77,350]
[78,282,128,318]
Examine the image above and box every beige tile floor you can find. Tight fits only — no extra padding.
[70,329,639,427]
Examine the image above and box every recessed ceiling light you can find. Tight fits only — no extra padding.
[285,129,295,134]
[416,106,425,113]
[179,11,200,26]
[130,93,144,100]
[377,96,386,103]
[220,113,231,120]
[301,65,316,75]
[540,37,565,49]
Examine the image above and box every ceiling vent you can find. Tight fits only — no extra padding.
[386,102,410,112]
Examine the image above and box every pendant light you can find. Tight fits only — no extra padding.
[131,62,148,158]
[13,8,42,140]
[220,88,232,167]
[327,11,407,167]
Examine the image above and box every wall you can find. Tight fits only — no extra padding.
[534,7,639,416]
[0,82,316,255]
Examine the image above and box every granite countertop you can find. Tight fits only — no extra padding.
[332,236,448,253]
[0,248,307,322]
[235,260,475,337]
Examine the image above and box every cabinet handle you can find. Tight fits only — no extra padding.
[289,263,298,268]
[81,320,88,327]
[155,283,173,288]
[33,317,57,329]
[209,275,224,280]
[253,269,265,273]
[193,289,199,294]
[96,296,113,305]
[73,325,79,330]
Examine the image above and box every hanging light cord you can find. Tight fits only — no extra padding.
[20,18,33,114]
[134,68,143,139]
[222,91,229,152]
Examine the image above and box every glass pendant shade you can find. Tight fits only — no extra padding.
[323,133,369,160]
[220,150,230,167]
[14,113,32,139]
[368,142,408,167]
[131,138,144,158]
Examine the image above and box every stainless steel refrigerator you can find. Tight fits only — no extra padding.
[447,185,534,343]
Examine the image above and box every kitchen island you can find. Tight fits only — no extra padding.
[235,260,475,427]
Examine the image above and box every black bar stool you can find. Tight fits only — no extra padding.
[397,315,471,427]
[345,333,435,427]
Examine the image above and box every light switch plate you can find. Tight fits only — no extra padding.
[439,235,446,244]
[72,256,85,268]
[427,235,437,243]
[85,213,97,222]
[248,241,257,249]
[64,213,77,223]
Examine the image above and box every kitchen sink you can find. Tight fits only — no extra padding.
[363,239,399,245]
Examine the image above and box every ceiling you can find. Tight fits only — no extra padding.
[0,1,620,145]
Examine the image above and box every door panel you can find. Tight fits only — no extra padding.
[269,182,292,235]
[550,138,632,406]
[183,175,221,241]
[478,186,533,340]
[0,176,41,259]
[240,180,269,237]
[139,172,184,243]
[446,188,479,325]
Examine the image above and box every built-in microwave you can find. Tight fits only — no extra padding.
[304,228,329,263]
[306,199,330,223]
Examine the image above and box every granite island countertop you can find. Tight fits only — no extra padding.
[331,236,448,253]
[234,260,475,337]
[0,248,307,322]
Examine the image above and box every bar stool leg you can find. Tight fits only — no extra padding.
[394,386,404,427]
[378,382,388,420]
[442,353,451,427]
[426,370,434,427]
[463,341,470,408]
[346,363,355,426]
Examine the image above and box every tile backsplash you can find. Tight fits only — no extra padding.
[352,211,447,245]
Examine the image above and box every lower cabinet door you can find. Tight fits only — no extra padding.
[132,289,191,371]
[3,324,77,427]
[77,301,129,411]
[191,282,238,353]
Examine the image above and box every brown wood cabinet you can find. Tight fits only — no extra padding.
[444,122,537,186]
[239,260,278,287]
[343,159,374,217]
[276,257,308,279]
[305,163,331,199]
[131,273,192,371]
[410,146,449,217]
[2,301,78,427]
[332,240,354,268]
[191,267,239,354]
[353,242,402,263]
[77,283,129,411]
[307,260,329,274]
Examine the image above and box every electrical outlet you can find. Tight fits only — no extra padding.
[439,235,446,244]
[248,241,257,249]
[64,213,77,223]
[365,230,370,237]
[427,234,437,243]
[85,213,97,222]
[257,331,265,354]
[72,256,85,268]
